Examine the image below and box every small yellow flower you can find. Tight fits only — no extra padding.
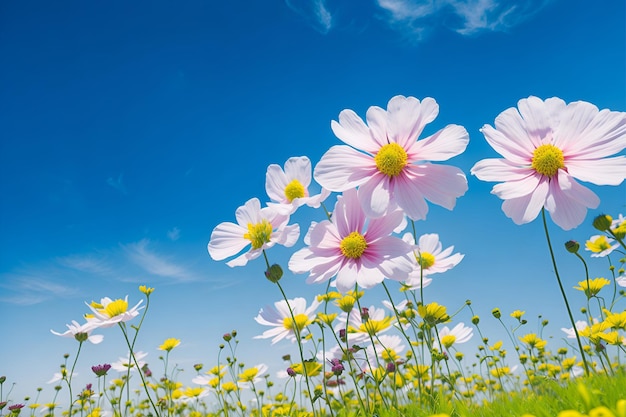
[557,410,586,417]
[221,381,237,392]
[574,277,611,298]
[510,310,525,320]
[589,406,616,417]
[336,295,356,312]
[603,309,626,330]
[418,302,449,325]
[158,338,181,352]
[139,285,154,295]
[490,367,510,378]
[290,360,323,377]
[519,333,547,350]
[317,312,338,326]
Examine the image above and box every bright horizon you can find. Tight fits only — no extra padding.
[1,0,625,407]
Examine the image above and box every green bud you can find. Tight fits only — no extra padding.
[592,214,612,231]
[565,240,580,253]
[491,308,501,319]
[472,315,480,325]
[265,264,283,283]
[74,332,89,343]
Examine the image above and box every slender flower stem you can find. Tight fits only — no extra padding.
[541,209,591,376]
[66,341,83,417]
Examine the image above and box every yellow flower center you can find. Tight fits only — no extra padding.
[531,144,565,177]
[585,236,612,253]
[374,143,408,177]
[239,367,259,382]
[417,251,435,269]
[102,299,128,318]
[283,313,311,332]
[340,232,367,259]
[441,335,456,349]
[244,220,273,250]
[284,179,306,202]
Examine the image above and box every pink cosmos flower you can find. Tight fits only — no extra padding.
[208,198,300,267]
[471,96,626,230]
[265,156,330,215]
[314,95,469,220]
[288,188,414,292]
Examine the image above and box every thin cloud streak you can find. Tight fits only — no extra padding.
[122,239,199,283]
[375,0,552,38]
[285,0,334,33]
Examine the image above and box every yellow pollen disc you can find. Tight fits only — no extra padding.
[283,313,310,332]
[441,335,456,349]
[531,144,565,177]
[374,143,408,177]
[417,252,435,269]
[284,179,306,202]
[340,232,367,259]
[103,299,128,318]
[243,220,273,250]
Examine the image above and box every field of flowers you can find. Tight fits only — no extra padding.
[2,96,625,417]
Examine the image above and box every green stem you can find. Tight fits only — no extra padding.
[541,209,591,376]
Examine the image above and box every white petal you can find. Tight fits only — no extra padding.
[386,96,439,150]
[207,222,248,261]
[566,156,626,185]
[265,164,289,203]
[471,158,533,182]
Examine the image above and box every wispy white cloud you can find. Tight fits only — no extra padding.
[0,270,80,305]
[375,0,552,39]
[107,173,127,194]
[122,239,198,282]
[0,239,208,305]
[167,227,181,241]
[285,0,551,41]
[285,0,334,34]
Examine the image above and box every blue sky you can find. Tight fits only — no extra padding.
[1,0,625,405]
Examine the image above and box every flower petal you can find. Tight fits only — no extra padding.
[314,145,377,191]
[284,156,312,187]
[331,109,381,154]
[386,96,439,150]
[208,222,248,261]
[409,124,469,162]
[358,174,391,218]
[500,178,549,225]
[265,164,288,203]
[471,158,532,182]
[545,172,600,230]
[566,156,626,186]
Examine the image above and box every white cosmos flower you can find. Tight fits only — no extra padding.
[254,297,321,344]
[438,322,473,350]
[86,296,144,329]
[208,198,300,267]
[111,351,148,373]
[266,156,330,215]
[51,320,104,344]
[403,233,464,289]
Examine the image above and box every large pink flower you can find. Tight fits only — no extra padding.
[471,96,626,230]
[288,188,414,292]
[314,95,469,220]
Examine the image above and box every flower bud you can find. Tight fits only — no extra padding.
[472,315,480,325]
[592,214,612,231]
[265,264,283,283]
[491,308,501,319]
[286,367,296,377]
[565,240,580,253]
[223,333,232,342]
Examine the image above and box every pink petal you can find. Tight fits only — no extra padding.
[265,164,288,203]
[340,188,366,234]
[559,104,626,158]
[314,145,377,191]
[284,156,312,187]
[393,172,429,220]
[331,109,381,154]
[545,172,600,230]
[566,156,626,185]
[235,198,262,226]
[471,158,533,182]
[365,105,391,149]
[491,173,541,200]
[386,96,439,150]
[404,164,468,210]
[408,124,469,162]
[358,175,392,218]
[365,208,405,241]
[501,178,549,225]
[517,96,559,146]
[335,262,361,292]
